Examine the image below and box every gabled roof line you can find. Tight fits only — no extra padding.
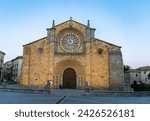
[23,37,47,47]
[95,38,121,48]
[55,19,87,28]
[47,19,95,30]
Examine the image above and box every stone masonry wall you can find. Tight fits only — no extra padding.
[109,51,124,91]
[21,38,53,88]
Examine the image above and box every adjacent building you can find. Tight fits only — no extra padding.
[3,56,23,83]
[0,51,5,81]
[21,19,124,90]
[128,69,141,84]
[3,60,12,81]
[125,66,150,85]
[137,66,150,84]
[12,56,23,82]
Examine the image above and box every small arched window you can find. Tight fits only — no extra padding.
[98,48,103,55]
[37,48,44,55]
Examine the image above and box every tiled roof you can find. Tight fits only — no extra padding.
[136,66,150,71]
[128,69,141,73]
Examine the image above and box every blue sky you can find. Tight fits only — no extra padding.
[0,0,150,68]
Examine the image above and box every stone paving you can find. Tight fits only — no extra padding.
[0,91,150,104]
[0,84,150,104]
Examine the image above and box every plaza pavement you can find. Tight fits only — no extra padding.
[0,84,150,104]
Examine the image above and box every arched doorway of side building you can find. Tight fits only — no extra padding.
[63,68,76,89]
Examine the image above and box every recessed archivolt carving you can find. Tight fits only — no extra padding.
[54,59,85,76]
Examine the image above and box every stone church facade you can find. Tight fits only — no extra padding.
[21,19,124,90]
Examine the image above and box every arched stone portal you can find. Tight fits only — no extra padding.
[54,59,85,89]
[63,68,76,89]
